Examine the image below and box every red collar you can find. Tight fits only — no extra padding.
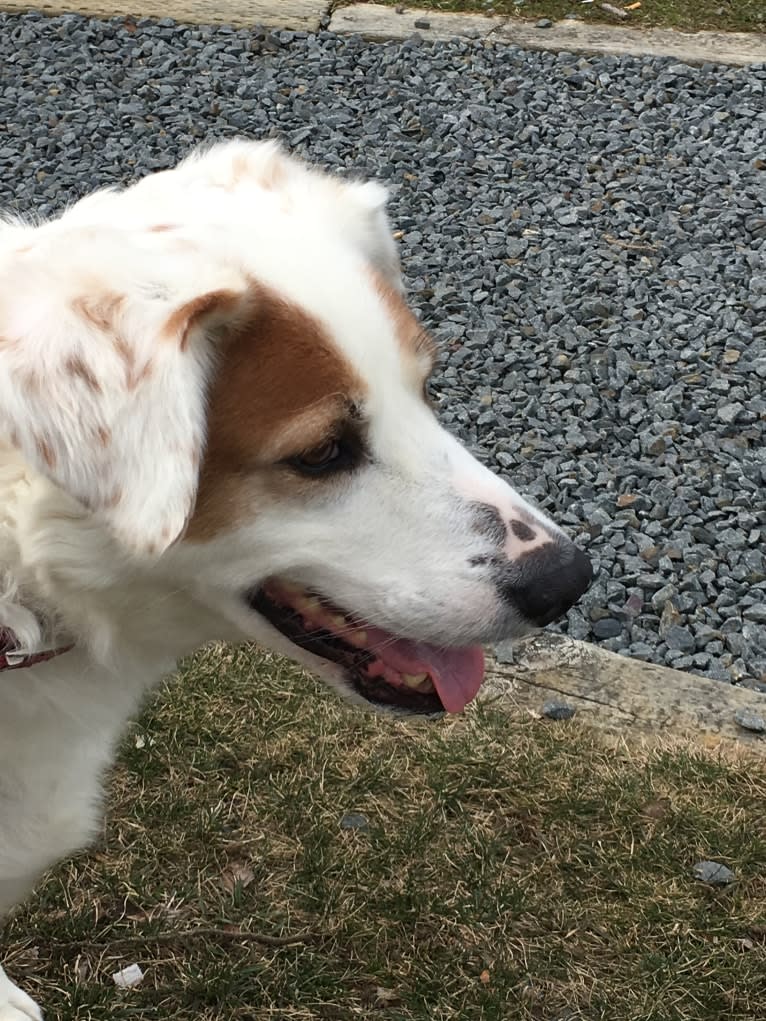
[0,628,74,672]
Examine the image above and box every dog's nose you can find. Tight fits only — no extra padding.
[502,542,593,626]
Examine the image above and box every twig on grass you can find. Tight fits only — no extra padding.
[51,926,318,952]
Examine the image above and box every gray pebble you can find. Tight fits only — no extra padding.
[592,618,623,639]
[651,584,677,613]
[542,700,576,720]
[717,402,745,424]
[743,604,766,625]
[692,860,736,886]
[663,626,696,654]
[733,708,766,734]
[340,813,370,831]
[494,641,515,665]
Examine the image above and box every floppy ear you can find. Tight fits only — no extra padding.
[0,227,250,556]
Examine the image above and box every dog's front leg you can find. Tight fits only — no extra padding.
[0,965,42,1021]
[1,877,43,1021]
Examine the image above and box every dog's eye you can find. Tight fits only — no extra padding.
[289,439,343,475]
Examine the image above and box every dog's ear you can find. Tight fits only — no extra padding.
[329,178,403,292]
[0,228,250,556]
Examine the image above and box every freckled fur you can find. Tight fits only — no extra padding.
[64,354,101,393]
[71,293,124,333]
[35,435,55,470]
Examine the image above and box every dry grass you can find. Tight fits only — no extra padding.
[342,0,766,34]
[4,642,766,1019]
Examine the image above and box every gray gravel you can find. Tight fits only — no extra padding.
[0,13,764,687]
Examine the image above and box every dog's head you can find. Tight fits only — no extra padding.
[0,140,591,715]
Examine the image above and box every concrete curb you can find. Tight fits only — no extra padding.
[484,634,766,752]
[0,0,327,28]
[331,4,766,68]
[332,3,500,43]
[2,1,765,66]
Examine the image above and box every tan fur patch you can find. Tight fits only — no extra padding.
[72,293,124,333]
[19,370,40,396]
[185,288,366,541]
[127,360,154,391]
[64,354,101,393]
[230,149,286,192]
[103,485,123,509]
[113,335,134,374]
[257,152,287,191]
[372,274,436,382]
[111,335,152,391]
[36,434,56,469]
[229,152,253,189]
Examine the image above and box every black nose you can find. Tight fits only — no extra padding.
[502,542,593,626]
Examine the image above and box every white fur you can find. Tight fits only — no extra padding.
[0,141,585,1016]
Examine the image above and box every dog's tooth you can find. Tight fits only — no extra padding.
[403,672,429,688]
[330,614,347,629]
[297,596,321,613]
[347,630,368,647]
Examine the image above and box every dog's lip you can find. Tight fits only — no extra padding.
[244,579,485,715]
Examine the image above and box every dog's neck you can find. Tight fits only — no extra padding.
[0,445,224,674]
[0,626,73,671]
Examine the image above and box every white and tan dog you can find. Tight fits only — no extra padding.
[0,140,591,1018]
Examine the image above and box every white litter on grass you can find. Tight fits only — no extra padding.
[600,2,629,17]
[112,964,144,989]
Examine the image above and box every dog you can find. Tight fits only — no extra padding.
[0,139,592,1018]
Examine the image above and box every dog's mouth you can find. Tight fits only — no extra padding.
[246,580,485,716]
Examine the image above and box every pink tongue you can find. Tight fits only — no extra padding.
[364,628,485,713]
